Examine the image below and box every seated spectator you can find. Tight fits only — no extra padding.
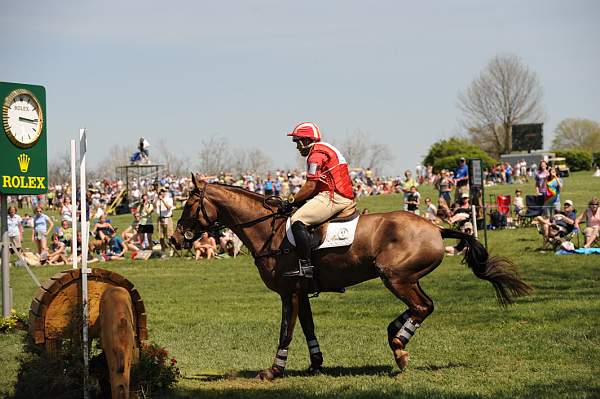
[575,197,600,248]
[104,229,127,260]
[57,219,73,246]
[534,200,577,243]
[48,234,67,265]
[513,189,525,216]
[447,195,472,226]
[219,229,237,256]
[122,213,142,250]
[193,232,217,260]
[22,213,34,228]
[91,215,115,245]
[424,198,441,224]
[436,197,452,221]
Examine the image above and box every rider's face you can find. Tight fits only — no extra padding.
[295,138,312,157]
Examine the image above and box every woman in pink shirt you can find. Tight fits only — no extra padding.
[575,197,600,248]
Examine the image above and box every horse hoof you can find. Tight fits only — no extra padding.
[255,367,283,381]
[307,365,322,376]
[395,350,410,370]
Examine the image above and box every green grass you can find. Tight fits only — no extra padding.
[1,172,599,398]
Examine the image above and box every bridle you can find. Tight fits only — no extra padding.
[178,181,288,243]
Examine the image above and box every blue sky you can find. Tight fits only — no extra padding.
[1,0,599,175]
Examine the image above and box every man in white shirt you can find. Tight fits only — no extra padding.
[155,188,175,254]
[7,206,23,253]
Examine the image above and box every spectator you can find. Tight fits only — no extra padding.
[104,229,127,260]
[122,213,142,250]
[544,167,563,216]
[60,197,73,223]
[424,198,440,224]
[453,157,469,201]
[155,188,175,254]
[361,208,369,215]
[535,200,576,243]
[57,219,73,247]
[138,193,154,249]
[406,186,421,215]
[535,160,549,196]
[32,206,53,257]
[447,195,472,226]
[575,197,600,248]
[193,232,217,260]
[513,189,525,226]
[91,215,115,246]
[400,170,418,211]
[436,169,453,205]
[7,206,23,254]
[48,233,67,265]
[436,197,453,222]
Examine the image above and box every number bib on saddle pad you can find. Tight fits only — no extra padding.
[285,216,360,250]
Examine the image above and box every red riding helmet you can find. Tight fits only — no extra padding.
[287,122,321,142]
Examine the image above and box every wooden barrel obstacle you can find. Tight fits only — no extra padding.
[28,268,147,398]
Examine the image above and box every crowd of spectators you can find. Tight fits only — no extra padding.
[3,155,599,264]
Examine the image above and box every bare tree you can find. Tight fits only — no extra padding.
[334,131,393,174]
[245,148,271,176]
[156,138,189,176]
[48,149,72,185]
[90,144,131,180]
[458,54,544,157]
[552,118,600,151]
[197,135,230,175]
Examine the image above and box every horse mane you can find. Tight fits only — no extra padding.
[209,182,269,203]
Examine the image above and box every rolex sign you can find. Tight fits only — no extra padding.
[0,82,47,195]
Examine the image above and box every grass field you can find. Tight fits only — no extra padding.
[1,172,599,398]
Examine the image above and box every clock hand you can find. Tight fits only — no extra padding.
[19,117,38,123]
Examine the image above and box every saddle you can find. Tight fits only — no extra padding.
[285,205,360,251]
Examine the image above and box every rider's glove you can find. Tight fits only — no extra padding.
[280,195,295,213]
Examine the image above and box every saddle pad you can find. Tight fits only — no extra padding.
[286,216,360,250]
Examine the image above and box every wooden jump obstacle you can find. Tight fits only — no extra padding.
[28,268,147,398]
[29,268,147,349]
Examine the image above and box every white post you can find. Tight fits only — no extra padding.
[70,140,78,269]
[1,194,11,316]
[79,129,90,399]
[471,204,478,239]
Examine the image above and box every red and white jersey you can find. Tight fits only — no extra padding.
[306,142,354,200]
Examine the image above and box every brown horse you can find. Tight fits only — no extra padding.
[171,175,531,380]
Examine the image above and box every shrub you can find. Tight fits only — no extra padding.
[554,150,593,171]
[423,137,497,172]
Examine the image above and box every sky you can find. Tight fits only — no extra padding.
[1,0,599,176]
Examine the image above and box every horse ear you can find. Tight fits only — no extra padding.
[191,173,198,188]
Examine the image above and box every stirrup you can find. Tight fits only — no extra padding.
[283,261,314,279]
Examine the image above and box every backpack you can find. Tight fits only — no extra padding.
[490,211,507,229]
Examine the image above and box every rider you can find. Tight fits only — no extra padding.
[283,122,356,279]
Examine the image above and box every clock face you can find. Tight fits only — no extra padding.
[2,89,44,148]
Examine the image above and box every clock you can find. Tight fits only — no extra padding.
[2,88,44,148]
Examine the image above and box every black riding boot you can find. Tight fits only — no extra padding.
[284,221,314,278]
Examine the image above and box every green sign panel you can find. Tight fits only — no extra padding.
[0,82,47,195]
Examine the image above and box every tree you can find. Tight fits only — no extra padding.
[197,135,230,176]
[458,54,544,157]
[334,131,393,175]
[91,144,131,180]
[48,149,72,185]
[552,118,600,151]
[156,139,189,176]
[423,137,497,173]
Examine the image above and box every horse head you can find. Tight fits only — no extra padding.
[171,173,220,250]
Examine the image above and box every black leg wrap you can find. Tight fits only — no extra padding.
[387,310,411,337]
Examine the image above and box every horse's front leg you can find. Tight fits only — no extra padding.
[298,293,323,374]
[256,292,299,381]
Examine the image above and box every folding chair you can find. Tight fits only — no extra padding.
[496,195,512,228]
[522,194,545,228]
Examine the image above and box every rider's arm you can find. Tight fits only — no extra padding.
[292,180,319,204]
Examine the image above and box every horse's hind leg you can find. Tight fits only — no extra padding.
[382,279,434,370]
[298,293,323,374]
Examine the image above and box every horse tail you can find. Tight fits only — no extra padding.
[441,228,532,306]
